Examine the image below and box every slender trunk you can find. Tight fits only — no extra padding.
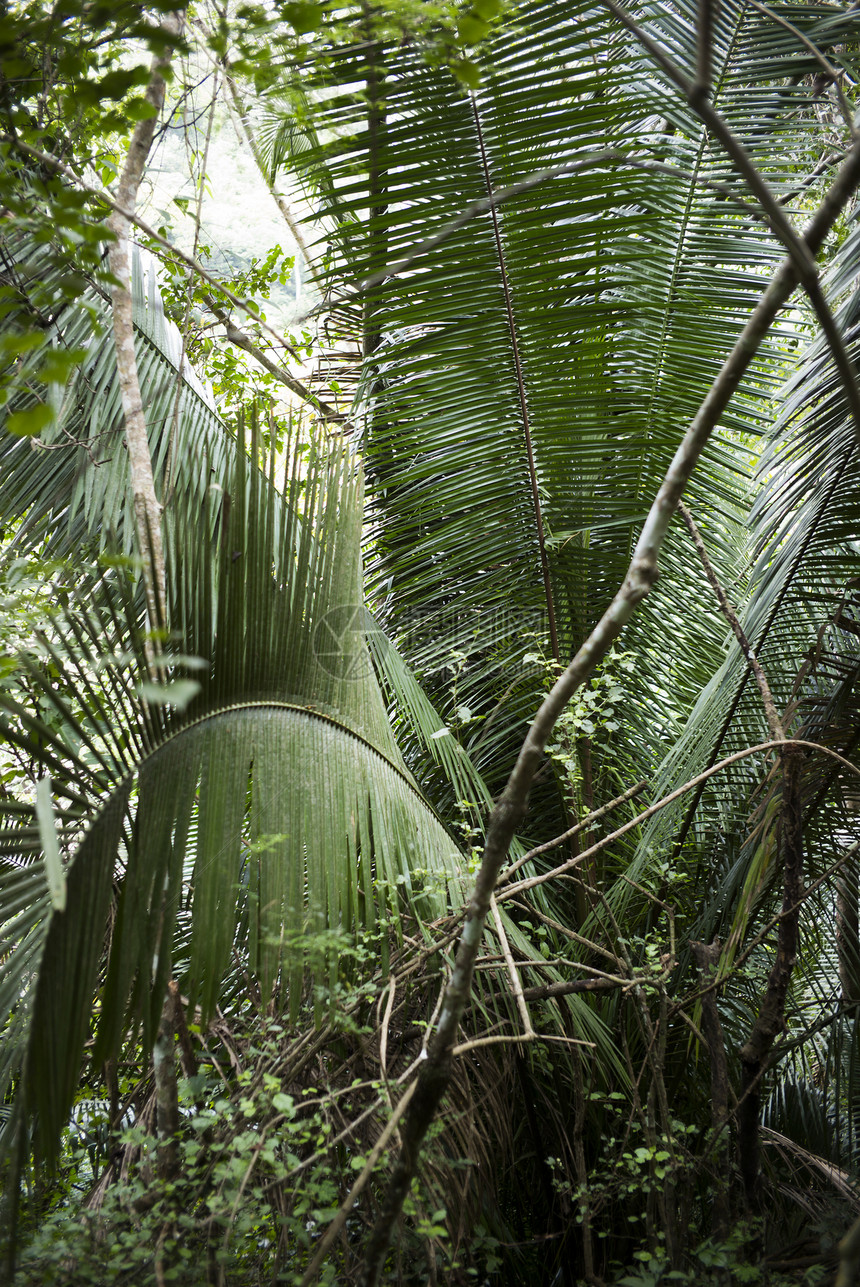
[837,862,860,1003]
[738,748,804,1211]
[154,988,180,1182]
[106,13,183,667]
[571,1046,596,1282]
[838,789,860,1003]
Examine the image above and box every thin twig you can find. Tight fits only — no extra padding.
[379,975,396,1086]
[451,1032,595,1056]
[202,292,348,425]
[378,976,400,1146]
[165,61,220,508]
[506,898,622,965]
[490,895,533,1034]
[500,737,860,902]
[501,778,648,882]
[297,1080,417,1287]
[221,68,316,270]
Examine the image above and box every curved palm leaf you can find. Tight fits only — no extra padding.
[0,430,466,1169]
[628,178,860,921]
[273,0,832,843]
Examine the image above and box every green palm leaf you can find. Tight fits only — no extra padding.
[629,195,860,897]
[274,0,825,839]
[0,230,233,558]
[0,428,465,1168]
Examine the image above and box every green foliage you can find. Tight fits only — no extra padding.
[3,0,860,1284]
[149,234,304,436]
[15,1022,356,1286]
[0,426,469,1184]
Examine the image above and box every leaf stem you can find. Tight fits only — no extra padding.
[469,95,560,662]
[677,499,784,741]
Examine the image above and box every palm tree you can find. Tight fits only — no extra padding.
[0,218,474,1117]
[268,0,860,1275]
[2,0,860,1281]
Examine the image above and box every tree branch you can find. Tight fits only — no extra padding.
[738,747,804,1212]
[490,894,533,1033]
[500,737,860,902]
[359,135,860,1287]
[221,71,317,274]
[203,293,349,426]
[747,0,857,137]
[691,940,731,1236]
[603,0,860,447]
[501,777,648,883]
[0,134,313,378]
[307,150,769,324]
[519,976,622,1002]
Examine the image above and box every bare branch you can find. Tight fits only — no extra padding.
[519,976,623,1002]
[603,0,860,448]
[298,1080,417,1287]
[500,737,860,902]
[747,0,857,136]
[501,777,648,883]
[221,71,317,274]
[203,293,349,426]
[490,894,533,1034]
[0,133,312,375]
[696,0,716,99]
[165,64,220,508]
[304,151,770,325]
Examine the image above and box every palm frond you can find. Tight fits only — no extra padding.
[0,231,233,559]
[0,427,465,1168]
[275,0,831,840]
[625,188,860,926]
